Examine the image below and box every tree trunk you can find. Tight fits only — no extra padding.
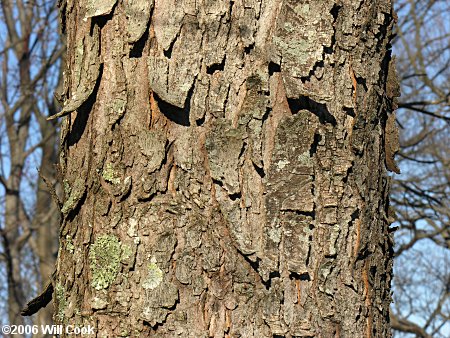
[55,0,397,336]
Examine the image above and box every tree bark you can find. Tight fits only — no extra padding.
[55,0,397,337]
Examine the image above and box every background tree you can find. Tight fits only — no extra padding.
[51,0,396,336]
[0,0,63,335]
[390,0,450,337]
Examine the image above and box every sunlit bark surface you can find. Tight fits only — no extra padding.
[55,0,398,336]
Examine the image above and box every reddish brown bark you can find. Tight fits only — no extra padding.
[54,0,397,336]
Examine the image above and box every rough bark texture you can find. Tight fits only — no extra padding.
[55,0,397,337]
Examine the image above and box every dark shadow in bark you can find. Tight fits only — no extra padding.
[300,61,324,83]
[344,107,355,117]
[262,107,271,124]
[163,37,177,59]
[66,190,87,222]
[244,43,254,54]
[253,162,265,178]
[288,96,337,126]
[290,210,316,219]
[355,247,371,262]
[206,56,226,75]
[212,178,241,200]
[153,85,193,127]
[330,3,341,20]
[143,320,163,330]
[90,8,116,31]
[67,65,103,147]
[240,253,261,274]
[351,209,360,221]
[266,271,281,289]
[195,115,205,126]
[129,25,150,58]
[229,192,242,201]
[268,61,281,75]
[310,132,321,156]
[323,4,341,55]
[289,271,311,281]
[343,164,353,183]
[238,250,282,290]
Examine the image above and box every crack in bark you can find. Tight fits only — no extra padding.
[129,22,150,58]
[153,79,195,126]
[289,271,311,281]
[206,55,226,75]
[288,96,337,126]
[309,132,321,157]
[66,65,103,146]
[163,34,177,59]
[252,161,265,179]
[268,61,281,76]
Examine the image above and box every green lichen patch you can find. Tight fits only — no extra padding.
[297,150,313,166]
[115,175,132,198]
[89,234,122,290]
[65,235,75,253]
[142,258,163,290]
[112,97,126,115]
[61,178,86,215]
[102,163,121,185]
[63,179,71,196]
[127,218,138,238]
[73,39,84,88]
[121,244,132,261]
[108,97,127,126]
[55,283,67,321]
[91,296,108,310]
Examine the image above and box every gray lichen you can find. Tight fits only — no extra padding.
[297,150,313,166]
[63,179,71,197]
[142,258,163,290]
[109,98,127,126]
[55,283,67,321]
[91,296,108,310]
[65,235,75,253]
[148,10,202,108]
[61,178,86,215]
[272,0,334,99]
[121,244,133,261]
[89,234,122,290]
[117,175,132,198]
[102,163,121,185]
[126,218,138,238]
